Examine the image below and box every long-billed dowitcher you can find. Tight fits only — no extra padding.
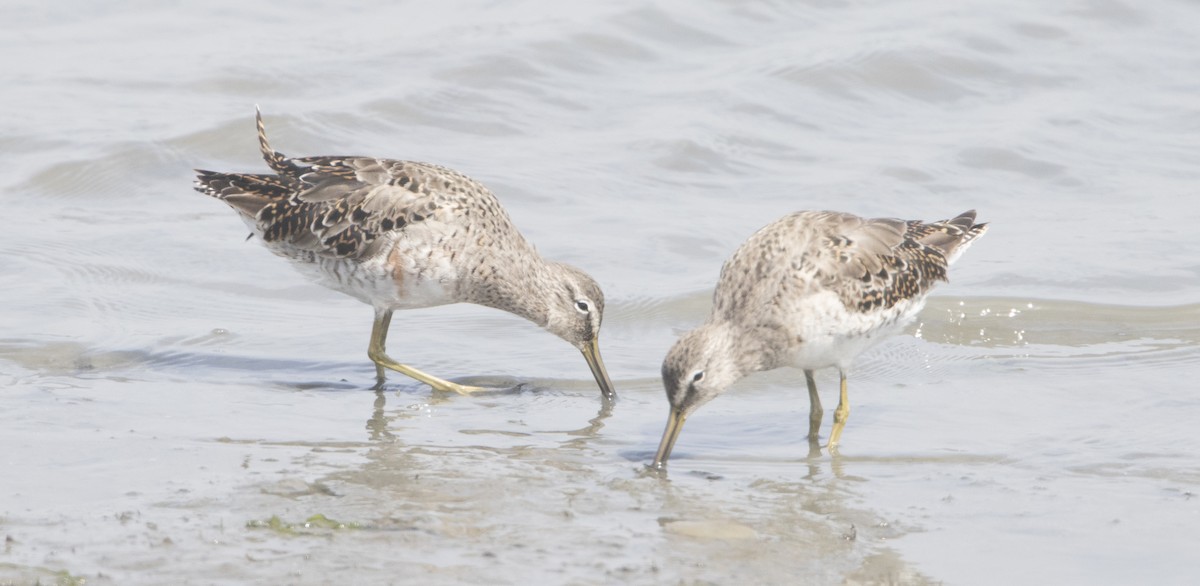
[653,210,987,467]
[194,109,615,401]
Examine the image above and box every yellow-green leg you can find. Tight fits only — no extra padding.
[804,369,823,439]
[368,308,486,395]
[803,369,824,458]
[827,370,851,448]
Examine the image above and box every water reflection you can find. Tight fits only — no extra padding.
[363,382,614,446]
[366,390,393,443]
[639,434,847,482]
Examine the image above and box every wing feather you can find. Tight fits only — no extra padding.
[195,111,506,261]
[713,210,987,318]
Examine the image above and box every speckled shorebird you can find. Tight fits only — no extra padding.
[194,109,615,401]
[653,210,987,467]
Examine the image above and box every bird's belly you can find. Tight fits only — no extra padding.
[787,330,900,370]
[272,248,455,310]
[784,291,925,370]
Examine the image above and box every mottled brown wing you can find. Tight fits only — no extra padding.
[710,210,986,320]
[261,156,489,259]
[816,210,986,312]
[196,158,465,260]
[195,109,503,260]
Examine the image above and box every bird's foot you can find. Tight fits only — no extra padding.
[429,380,490,395]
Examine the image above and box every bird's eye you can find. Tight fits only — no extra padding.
[691,371,705,383]
[575,300,590,313]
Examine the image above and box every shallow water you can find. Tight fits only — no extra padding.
[3,0,1200,584]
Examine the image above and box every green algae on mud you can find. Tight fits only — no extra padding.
[246,514,363,535]
[0,563,88,586]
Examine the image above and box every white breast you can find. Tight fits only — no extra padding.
[785,289,926,370]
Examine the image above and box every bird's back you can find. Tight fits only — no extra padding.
[194,111,533,308]
[710,210,986,368]
[715,210,986,316]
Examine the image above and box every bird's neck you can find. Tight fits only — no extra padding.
[459,248,556,329]
[706,319,789,375]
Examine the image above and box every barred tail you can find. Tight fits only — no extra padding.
[255,105,292,175]
[940,210,988,265]
[193,169,291,218]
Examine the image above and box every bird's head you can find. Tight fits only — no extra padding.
[653,323,744,468]
[543,262,615,401]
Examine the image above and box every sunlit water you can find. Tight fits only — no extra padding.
[3,1,1199,584]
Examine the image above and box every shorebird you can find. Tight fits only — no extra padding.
[652,210,987,468]
[194,109,616,401]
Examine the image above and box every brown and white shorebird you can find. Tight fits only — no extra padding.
[653,210,987,468]
[194,109,616,401]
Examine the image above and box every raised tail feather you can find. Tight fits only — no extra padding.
[194,109,307,219]
[255,106,293,175]
[928,210,988,265]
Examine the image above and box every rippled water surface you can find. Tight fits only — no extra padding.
[3,1,1200,584]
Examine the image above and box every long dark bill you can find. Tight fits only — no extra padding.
[580,337,617,402]
[651,408,686,470]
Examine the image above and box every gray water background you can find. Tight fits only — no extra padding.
[2,0,1199,584]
